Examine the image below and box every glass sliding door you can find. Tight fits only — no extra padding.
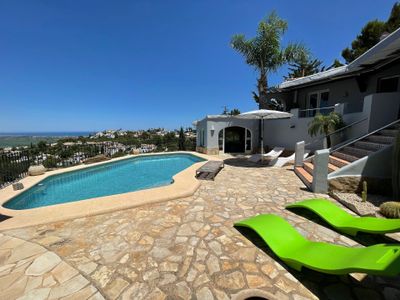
[307,90,330,117]
[307,93,318,117]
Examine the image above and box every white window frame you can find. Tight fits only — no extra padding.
[245,128,252,154]
[218,129,225,153]
[306,89,330,117]
[218,127,252,154]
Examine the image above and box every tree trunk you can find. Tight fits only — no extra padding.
[324,125,331,148]
[326,136,331,148]
[257,71,269,108]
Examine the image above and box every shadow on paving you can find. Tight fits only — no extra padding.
[223,158,273,169]
[286,207,400,245]
[235,226,400,299]
[0,214,11,223]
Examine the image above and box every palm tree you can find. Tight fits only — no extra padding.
[308,112,344,148]
[231,12,307,109]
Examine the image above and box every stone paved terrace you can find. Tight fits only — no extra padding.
[1,158,400,299]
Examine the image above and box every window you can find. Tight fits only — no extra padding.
[218,129,224,151]
[377,76,399,93]
[306,90,330,117]
[308,93,318,117]
[198,129,205,147]
[245,129,251,152]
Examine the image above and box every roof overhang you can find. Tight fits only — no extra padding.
[347,28,400,72]
[276,27,400,91]
[278,66,348,89]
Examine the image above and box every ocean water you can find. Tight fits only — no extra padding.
[0,131,94,137]
[4,153,204,210]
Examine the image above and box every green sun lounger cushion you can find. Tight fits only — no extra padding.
[234,214,400,276]
[286,198,400,236]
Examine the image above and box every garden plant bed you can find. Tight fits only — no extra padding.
[330,191,391,217]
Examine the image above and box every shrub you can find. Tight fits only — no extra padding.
[43,158,58,169]
[380,202,400,219]
[111,151,126,158]
[84,155,110,164]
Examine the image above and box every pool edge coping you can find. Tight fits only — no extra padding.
[0,151,218,230]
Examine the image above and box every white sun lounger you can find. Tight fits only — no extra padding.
[248,147,285,163]
[271,151,310,167]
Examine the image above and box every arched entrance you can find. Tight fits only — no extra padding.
[219,127,252,153]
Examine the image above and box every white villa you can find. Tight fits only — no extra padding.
[195,28,400,194]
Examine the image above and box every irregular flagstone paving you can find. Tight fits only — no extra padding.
[0,233,103,299]
[2,160,400,299]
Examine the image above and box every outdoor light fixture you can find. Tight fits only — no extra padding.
[210,125,215,136]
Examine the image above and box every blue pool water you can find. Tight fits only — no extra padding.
[4,154,204,210]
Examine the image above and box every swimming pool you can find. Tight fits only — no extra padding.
[4,153,204,210]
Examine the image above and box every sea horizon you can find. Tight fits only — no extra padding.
[0,131,95,137]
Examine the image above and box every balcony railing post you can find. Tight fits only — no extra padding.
[334,103,344,115]
[290,108,299,118]
[311,149,329,193]
[294,141,305,167]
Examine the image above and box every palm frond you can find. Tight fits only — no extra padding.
[308,112,344,137]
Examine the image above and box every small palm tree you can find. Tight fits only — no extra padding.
[308,112,344,148]
[231,12,307,109]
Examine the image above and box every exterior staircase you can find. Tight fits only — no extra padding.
[295,122,400,190]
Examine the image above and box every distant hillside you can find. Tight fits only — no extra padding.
[0,136,60,148]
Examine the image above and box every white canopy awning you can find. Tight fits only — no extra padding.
[238,109,292,120]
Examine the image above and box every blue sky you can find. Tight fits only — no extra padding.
[0,0,396,132]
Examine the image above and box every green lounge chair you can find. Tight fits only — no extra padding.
[234,214,400,276]
[286,198,400,236]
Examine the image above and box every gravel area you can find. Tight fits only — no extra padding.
[331,192,392,217]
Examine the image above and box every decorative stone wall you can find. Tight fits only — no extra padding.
[196,147,219,155]
[196,146,207,154]
[329,176,392,195]
[205,148,219,155]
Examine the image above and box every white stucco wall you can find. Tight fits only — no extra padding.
[195,116,259,153]
[363,92,400,131]
[196,92,400,154]
[263,115,323,151]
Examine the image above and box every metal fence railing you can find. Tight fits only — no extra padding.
[304,117,369,153]
[298,106,336,118]
[0,151,31,187]
[0,143,128,189]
